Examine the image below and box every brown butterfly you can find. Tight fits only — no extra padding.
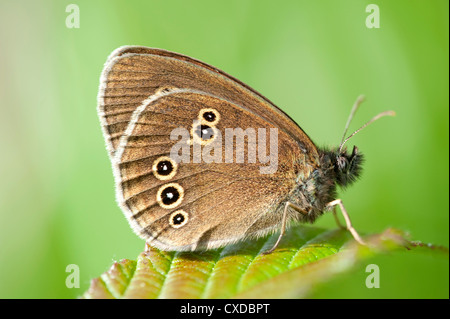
[97,46,394,253]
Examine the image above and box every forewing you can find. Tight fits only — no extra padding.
[98,46,319,163]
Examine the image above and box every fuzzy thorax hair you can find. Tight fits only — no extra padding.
[289,145,364,224]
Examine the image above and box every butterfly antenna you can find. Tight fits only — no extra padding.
[339,95,366,149]
[339,110,396,153]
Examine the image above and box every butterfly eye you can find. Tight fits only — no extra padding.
[336,156,348,171]
[157,183,184,209]
[152,156,177,180]
[169,210,189,228]
[198,108,220,126]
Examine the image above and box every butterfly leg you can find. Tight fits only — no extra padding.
[332,206,346,229]
[263,201,307,254]
[327,199,366,245]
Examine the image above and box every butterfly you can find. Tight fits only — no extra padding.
[97,46,394,253]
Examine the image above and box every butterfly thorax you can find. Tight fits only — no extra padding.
[287,145,363,223]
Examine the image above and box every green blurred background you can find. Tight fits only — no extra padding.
[0,0,448,298]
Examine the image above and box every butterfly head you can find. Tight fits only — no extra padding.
[332,145,363,188]
[330,96,395,188]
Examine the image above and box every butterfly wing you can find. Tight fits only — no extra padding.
[98,46,319,162]
[111,89,308,250]
[98,47,319,250]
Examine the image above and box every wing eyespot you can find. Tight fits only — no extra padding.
[198,108,220,126]
[169,210,189,228]
[190,122,219,146]
[152,156,178,180]
[155,86,176,95]
[156,183,184,209]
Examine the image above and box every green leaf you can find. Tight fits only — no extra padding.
[81,226,447,299]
